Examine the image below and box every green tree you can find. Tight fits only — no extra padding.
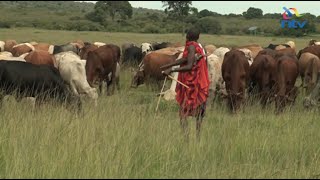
[90,1,133,22]
[162,1,192,35]
[190,7,198,15]
[195,17,222,34]
[243,7,263,19]
[198,9,212,18]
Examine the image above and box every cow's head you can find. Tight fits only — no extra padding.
[309,39,317,46]
[131,69,144,88]
[223,50,249,113]
[141,43,153,56]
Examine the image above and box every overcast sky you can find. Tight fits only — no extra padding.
[126,1,319,16]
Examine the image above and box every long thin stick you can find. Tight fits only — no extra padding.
[156,76,167,112]
[167,74,190,89]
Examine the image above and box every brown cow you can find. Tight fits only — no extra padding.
[222,50,250,113]
[275,48,296,60]
[24,50,56,67]
[303,72,320,109]
[131,52,181,89]
[4,40,17,53]
[257,48,277,58]
[85,44,120,95]
[33,43,52,52]
[297,45,320,59]
[236,44,263,59]
[79,44,98,60]
[274,56,299,114]
[71,40,85,49]
[204,44,217,55]
[249,54,277,108]
[298,52,320,89]
[303,54,320,94]
[12,43,34,57]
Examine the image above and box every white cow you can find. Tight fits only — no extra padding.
[93,42,106,47]
[206,54,226,106]
[12,43,35,51]
[238,48,254,66]
[54,51,98,106]
[0,51,25,62]
[0,41,4,52]
[286,41,296,50]
[213,47,230,60]
[141,43,153,55]
[159,52,184,101]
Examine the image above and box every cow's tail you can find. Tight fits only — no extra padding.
[263,55,270,70]
[277,60,286,97]
[310,57,319,86]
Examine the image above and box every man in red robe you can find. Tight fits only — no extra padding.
[161,28,210,140]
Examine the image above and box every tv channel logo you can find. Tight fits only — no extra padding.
[281,7,307,29]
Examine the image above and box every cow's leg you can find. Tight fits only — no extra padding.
[115,63,120,91]
[98,81,103,95]
[107,65,117,96]
[69,82,79,96]
[260,87,269,109]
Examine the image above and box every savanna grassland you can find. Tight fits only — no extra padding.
[1,28,320,178]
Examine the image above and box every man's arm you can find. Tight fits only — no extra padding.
[170,45,196,73]
[160,57,187,70]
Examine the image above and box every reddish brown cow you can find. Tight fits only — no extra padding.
[257,48,277,58]
[297,45,320,59]
[236,44,263,59]
[258,48,296,60]
[222,50,250,113]
[85,44,120,95]
[79,44,98,60]
[4,40,17,53]
[33,43,51,52]
[12,44,34,57]
[303,55,320,94]
[71,40,85,49]
[249,54,277,108]
[275,48,296,60]
[275,55,299,114]
[131,52,181,89]
[24,50,56,67]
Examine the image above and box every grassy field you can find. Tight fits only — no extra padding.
[1,28,320,178]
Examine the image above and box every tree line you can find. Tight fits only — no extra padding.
[0,1,318,37]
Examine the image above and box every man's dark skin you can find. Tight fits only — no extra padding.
[159,31,206,141]
[160,33,204,74]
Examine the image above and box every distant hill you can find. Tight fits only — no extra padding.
[0,1,318,36]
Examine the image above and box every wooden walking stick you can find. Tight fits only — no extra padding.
[167,74,190,89]
[156,76,167,112]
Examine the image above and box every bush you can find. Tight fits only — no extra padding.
[225,27,240,35]
[0,21,11,28]
[195,17,222,34]
[142,24,160,33]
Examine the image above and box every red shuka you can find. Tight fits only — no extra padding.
[176,41,210,117]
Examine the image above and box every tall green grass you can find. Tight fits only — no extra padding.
[0,28,319,178]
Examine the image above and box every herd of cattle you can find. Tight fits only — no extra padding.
[0,39,320,114]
